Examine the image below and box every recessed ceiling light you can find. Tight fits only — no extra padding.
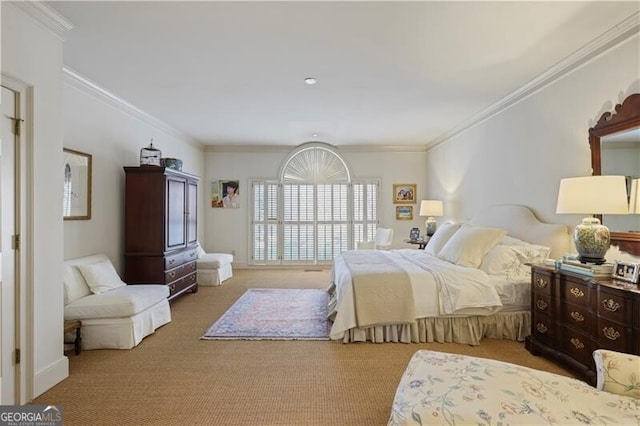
[304,77,317,85]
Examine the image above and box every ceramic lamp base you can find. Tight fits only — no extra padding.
[574,217,610,265]
[426,217,437,237]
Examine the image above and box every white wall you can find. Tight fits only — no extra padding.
[425,34,640,261]
[62,76,205,272]
[2,2,67,398]
[203,147,429,266]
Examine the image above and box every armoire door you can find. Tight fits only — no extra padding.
[165,175,186,251]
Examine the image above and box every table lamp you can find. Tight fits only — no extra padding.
[629,179,639,214]
[419,200,443,237]
[556,175,628,264]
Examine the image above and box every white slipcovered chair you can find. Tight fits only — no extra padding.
[196,244,234,286]
[63,254,171,350]
[357,227,394,250]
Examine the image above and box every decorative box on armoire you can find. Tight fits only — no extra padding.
[124,166,199,301]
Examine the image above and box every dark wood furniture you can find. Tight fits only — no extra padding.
[526,265,640,385]
[589,93,640,256]
[64,320,82,355]
[124,166,199,302]
[403,239,428,249]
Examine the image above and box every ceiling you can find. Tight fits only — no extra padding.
[45,1,640,148]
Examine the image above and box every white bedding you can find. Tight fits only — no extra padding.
[328,249,528,341]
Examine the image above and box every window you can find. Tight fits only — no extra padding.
[250,143,379,265]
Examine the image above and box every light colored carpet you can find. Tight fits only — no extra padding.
[33,269,574,426]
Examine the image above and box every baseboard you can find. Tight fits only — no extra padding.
[33,356,69,399]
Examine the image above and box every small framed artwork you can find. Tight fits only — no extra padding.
[211,179,240,208]
[63,148,92,220]
[396,206,413,220]
[393,183,416,204]
[612,260,640,283]
[409,227,420,240]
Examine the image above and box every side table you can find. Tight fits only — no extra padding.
[64,320,82,355]
[403,238,428,249]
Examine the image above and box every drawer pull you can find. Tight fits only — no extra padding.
[536,299,548,310]
[570,287,584,298]
[189,252,196,258]
[570,311,584,322]
[602,299,620,312]
[602,327,621,341]
[535,278,548,288]
[570,338,585,349]
[169,271,176,279]
[168,258,176,265]
[536,323,548,333]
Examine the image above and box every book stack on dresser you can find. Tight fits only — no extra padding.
[558,259,613,279]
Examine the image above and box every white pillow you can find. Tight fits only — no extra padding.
[479,245,529,278]
[424,223,461,256]
[438,225,507,268]
[500,236,551,264]
[77,259,127,295]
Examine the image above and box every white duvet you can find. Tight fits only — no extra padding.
[329,249,514,341]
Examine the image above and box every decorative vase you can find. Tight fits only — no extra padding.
[161,158,183,171]
[574,217,610,264]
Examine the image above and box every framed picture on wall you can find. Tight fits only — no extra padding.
[396,206,413,220]
[393,183,416,204]
[211,179,240,208]
[63,148,92,220]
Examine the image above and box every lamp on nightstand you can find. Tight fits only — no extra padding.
[556,175,628,264]
[629,179,640,214]
[419,200,443,237]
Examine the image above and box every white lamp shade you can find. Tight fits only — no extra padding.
[419,200,444,217]
[630,179,640,214]
[556,176,629,215]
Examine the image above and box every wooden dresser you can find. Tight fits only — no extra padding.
[124,166,199,301]
[526,265,640,385]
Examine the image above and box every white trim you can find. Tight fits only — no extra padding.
[11,1,73,39]
[428,11,640,150]
[205,144,428,153]
[63,67,202,148]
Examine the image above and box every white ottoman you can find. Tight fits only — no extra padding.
[197,253,234,286]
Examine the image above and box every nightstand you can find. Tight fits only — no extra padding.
[526,265,640,385]
[403,238,428,249]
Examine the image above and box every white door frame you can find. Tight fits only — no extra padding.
[1,74,34,404]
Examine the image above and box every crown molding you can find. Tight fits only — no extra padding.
[10,1,73,39]
[427,11,640,150]
[204,143,427,153]
[63,67,201,148]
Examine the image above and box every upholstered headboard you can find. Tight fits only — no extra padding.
[470,205,570,259]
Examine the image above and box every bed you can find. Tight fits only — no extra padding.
[388,349,640,425]
[327,205,570,344]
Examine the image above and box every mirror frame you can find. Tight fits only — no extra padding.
[63,148,92,220]
[589,93,640,256]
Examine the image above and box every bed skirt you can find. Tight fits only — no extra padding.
[336,311,531,345]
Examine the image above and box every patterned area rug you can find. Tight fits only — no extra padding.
[201,288,331,340]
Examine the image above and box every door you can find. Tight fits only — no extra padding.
[1,84,19,404]
[186,179,198,246]
[165,174,186,251]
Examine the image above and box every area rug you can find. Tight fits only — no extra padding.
[201,288,331,340]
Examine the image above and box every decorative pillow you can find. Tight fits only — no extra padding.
[500,236,551,264]
[423,223,461,256]
[77,259,127,295]
[196,243,206,258]
[593,349,640,399]
[437,225,507,268]
[479,245,523,276]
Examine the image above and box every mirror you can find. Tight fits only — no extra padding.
[63,148,92,220]
[589,93,640,255]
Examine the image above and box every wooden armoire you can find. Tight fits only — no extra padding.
[123,166,199,301]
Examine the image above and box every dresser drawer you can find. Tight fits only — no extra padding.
[596,289,636,326]
[168,272,197,297]
[533,293,552,315]
[532,271,552,296]
[558,301,593,331]
[596,318,634,353]
[559,281,590,307]
[559,325,593,367]
[164,248,198,270]
[532,313,555,346]
[165,260,197,283]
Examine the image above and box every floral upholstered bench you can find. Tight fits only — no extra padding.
[388,349,640,425]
